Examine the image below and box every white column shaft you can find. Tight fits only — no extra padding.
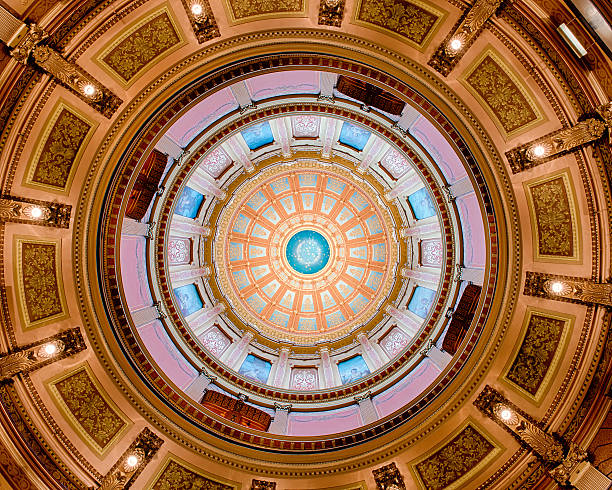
[122,218,149,236]
[131,305,160,328]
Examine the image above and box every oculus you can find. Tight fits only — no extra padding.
[285,229,331,274]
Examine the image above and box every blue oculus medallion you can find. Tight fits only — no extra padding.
[285,230,330,274]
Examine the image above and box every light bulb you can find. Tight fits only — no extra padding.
[500,409,512,421]
[550,281,564,294]
[125,455,139,468]
[82,84,96,97]
[191,3,203,15]
[43,343,57,356]
[30,206,43,218]
[449,39,462,51]
[532,145,546,157]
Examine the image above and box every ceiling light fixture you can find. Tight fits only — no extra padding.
[191,3,203,16]
[550,281,564,294]
[532,145,546,157]
[82,84,96,97]
[449,39,462,51]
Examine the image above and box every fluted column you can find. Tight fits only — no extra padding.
[355,391,379,425]
[122,218,151,236]
[170,267,211,285]
[385,305,419,337]
[272,348,290,386]
[155,134,183,160]
[190,303,225,336]
[421,340,452,371]
[318,347,335,388]
[184,370,216,400]
[268,403,291,435]
[189,172,225,199]
[356,333,383,369]
[131,304,164,328]
[221,332,254,369]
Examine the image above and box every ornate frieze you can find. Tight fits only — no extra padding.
[504,310,569,400]
[99,427,163,489]
[15,238,68,328]
[0,196,70,228]
[0,328,85,381]
[506,102,612,173]
[523,170,580,262]
[412,423,497,488]
[226,0,305,23]
[150,457,233,489]
[24,101,94,193]
[462,49,543,137]
[251,479,276,490]
[48,364,131,455]
[97,7,184,85]
[373,462,405,490]
[428,0,503,76]
[354,0,445,49]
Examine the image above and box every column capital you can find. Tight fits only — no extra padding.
[273,402,292,412]
[354,390,372,403]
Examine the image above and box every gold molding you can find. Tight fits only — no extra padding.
[23,99,97,195]
[460,46,546,140]
[13,236,69,330]
[523,168,582,264]
[501,307,573,405]
[46,362,132,457]
[95,3,187,87]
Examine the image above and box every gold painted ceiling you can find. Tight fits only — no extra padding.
[0,0,610,488]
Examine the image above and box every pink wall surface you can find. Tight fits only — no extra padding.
[138,320,198,390]
[410,116,467,184]
[167,88,239,146]
[246,71,320,101]
[456,193,487,268]
[120,235,153,310]
[373,360,438,418]
[288,405,362,436]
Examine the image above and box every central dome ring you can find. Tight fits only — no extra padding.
[285,229,331,274]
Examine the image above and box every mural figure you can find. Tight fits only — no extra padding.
[239,354,272,383]
[338,355,371,384]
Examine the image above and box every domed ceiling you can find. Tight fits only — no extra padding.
[0,0,610,489]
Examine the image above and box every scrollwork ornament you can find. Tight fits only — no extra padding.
[10,24,47,64]
[549,443,588,485]
[0,351,36,379]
